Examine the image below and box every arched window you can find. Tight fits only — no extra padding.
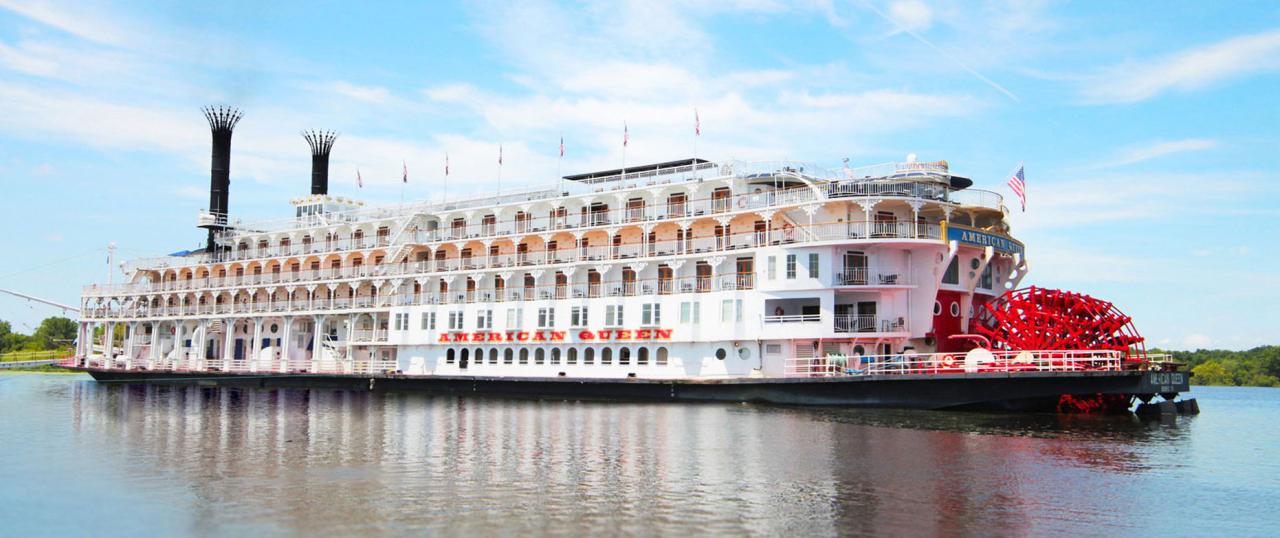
[619,347,631,365]
[551,348,561,364]
[446,348,456,364]
[638,347,649,366]
[656,347,669,366]
[489,348,499,364]
[567,347,578,365]
[602,347,613,365]
[504,348,514,364]
[584,347,595,365]
[460,348,469,363]
[474,348,483,364]
[519,348,529,364]
[535,348,545,364]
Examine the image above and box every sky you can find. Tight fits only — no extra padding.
[0,0,1276,350]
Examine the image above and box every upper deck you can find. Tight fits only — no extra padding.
[103,158,1005,284]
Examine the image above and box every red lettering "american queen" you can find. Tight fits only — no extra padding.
[438,328,673,344]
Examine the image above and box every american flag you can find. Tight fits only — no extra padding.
[1007,164,1026,212]
[623,123,629,147]
[559,136,564,158]
[445,153,449,176]
[357,168,363,189]
[402,160,408,184]
[695,109,700,136]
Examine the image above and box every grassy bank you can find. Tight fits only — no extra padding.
[0,349,75,373]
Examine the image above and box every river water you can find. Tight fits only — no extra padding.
[0,374,1276,537]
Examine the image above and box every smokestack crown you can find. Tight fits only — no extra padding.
[203,106,242,134]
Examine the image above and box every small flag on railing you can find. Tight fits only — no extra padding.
[357,168,363,189]
[1008,163,1026,212]
[559,136,565,158]
[445,153,449,176]
[695,109,700,136]
[402,160,408,183]
[498,144,503,165]
[623,122,629,147]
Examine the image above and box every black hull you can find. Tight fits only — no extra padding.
[77,368,1191,412]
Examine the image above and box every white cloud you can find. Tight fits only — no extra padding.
[327,81,393,105]
[1081,29,1280,104]
[887,0,933,33]
[1183,333,1212,349]
[0,0,132,46]
[1099,138,1217,168]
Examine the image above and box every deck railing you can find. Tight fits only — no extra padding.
[785,350,1125,378]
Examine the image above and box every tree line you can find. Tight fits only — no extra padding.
[0,317,77,354]
[1155,346,1280,387]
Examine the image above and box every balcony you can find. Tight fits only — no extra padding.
[833,315,905,334]
[835,269,907,286]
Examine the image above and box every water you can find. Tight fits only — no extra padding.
[1,374,1276,537]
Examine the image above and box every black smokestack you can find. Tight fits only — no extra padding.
[201,106,241,252]
[302,130,337,195]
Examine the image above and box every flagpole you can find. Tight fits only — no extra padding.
[622,122,628,182]
[693,108,699,179]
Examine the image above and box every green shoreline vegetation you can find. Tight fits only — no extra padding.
[1,316,76,372]
[1153,347,1280,387]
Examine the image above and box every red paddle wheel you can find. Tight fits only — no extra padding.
[974,286,1146,360]
[974,286,1147,413]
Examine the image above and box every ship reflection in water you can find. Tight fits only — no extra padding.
[12,376,1274,535]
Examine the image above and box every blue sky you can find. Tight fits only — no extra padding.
[0,0,1276,349]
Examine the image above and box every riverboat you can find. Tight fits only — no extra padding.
[70,107,1192,413]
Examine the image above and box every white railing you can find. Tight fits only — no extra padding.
[949,189,1005,211]
[784,349,1125,378]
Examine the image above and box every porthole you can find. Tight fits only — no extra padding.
[933,301,942,316]
[715,348,727,360]
[738,347,751,360]
[950,302,960,317]
[270,323,278,332]
[970,258,980,270]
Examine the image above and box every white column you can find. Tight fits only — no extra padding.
[149,321,159,367]
[311,315,325,372]
[250,318,263,372]
[222,318,235,368]
[279,316,292,373]
[194,320,207,371]
[102,322,113,368]
[124,323,136,369]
